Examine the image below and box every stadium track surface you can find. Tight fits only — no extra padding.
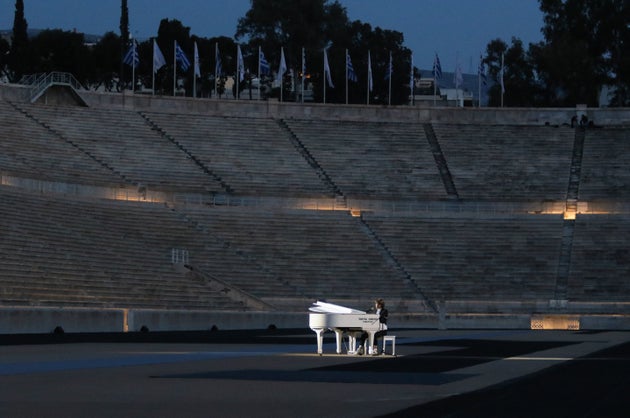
[0,329,629,418]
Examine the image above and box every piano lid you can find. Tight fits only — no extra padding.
[308,300,366,314]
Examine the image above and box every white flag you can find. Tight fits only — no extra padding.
[194,41,201,78]
[454,63,463,89]
[237,44,245,82]
[277,47,287,82]
[324,48,334,88]
[153,40,166,73]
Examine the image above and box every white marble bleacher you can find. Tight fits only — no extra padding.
[0,100,122,186]
[19,104,224,193]
[143,112,331,196]
[283,119,447,200]
[0,186,247,310]
[568,214,630,301]
[182,206,413,308]
[431,124,575,201]
[579,127,630,200]
[362,213,565,302]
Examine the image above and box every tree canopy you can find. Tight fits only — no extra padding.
[235,0,413,104]
[485,0,630,107]
[3,0,629,106]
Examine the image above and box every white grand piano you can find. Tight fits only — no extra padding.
[308,300,380,355]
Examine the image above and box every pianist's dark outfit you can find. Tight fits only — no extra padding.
[358,305,388,354]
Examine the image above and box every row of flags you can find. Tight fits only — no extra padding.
[124,41,504,105]
[127,41,405,84]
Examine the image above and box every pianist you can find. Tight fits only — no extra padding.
[357,298,388,355]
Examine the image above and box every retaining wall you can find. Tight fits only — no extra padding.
[2,307,630,335]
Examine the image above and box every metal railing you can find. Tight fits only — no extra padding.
[23,72,85,102]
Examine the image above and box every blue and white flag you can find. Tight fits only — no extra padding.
[323,48,334,88]
[259,48,270,75]
[346,51,357,82]
[433,53,442,80]
[478,54,487,86]
[175,41,190,71]
[153,40,166,73]
[215,44,222,76]
[277,47,287,81]
[123,40,139,68]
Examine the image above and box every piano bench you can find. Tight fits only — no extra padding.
[383,335,396,356]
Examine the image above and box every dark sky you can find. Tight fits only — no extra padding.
[0,0,544,71]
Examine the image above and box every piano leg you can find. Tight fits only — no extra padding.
[334,329,344,354]
[314,328,325,355]
[348,334,357,354]
[368,332,375,354]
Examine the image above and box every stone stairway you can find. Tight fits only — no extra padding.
[356,215,438,313]
[9,101,133,185]
[277,118,345,203]
[423,123,459,199]
[554,126,586,302]
[139,112,234,194]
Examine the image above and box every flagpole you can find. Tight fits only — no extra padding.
[174,41,177,96]
[410,51,414,106]
[236,45,240,100]
[478,57,481,108]
[152,39,156,96]
[301,47,305,104]
[367,50,370,105]
[501,53,505,107]
[131,40,135,93]
[323,49,326,104]
[193,42,197,99]
[433,53,437,106]
[280,47,284,103]
[478,70,481,108]
[345,48,348,105]
[132,58,135,93]
[173,41,178,97]
[388,51,392,106]
[454,51,459,107]
[215,43,218,98]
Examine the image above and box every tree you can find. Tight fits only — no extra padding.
[236,0,411,104]
[236,0,350,101]
[485,38,539,107]
[9,0,29,81]
[0,38,10,80]
[534,0,628,106]
[90,32,122,91]
[119,0,130,46]
[236,0,338,62]
[29,30,91,84]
